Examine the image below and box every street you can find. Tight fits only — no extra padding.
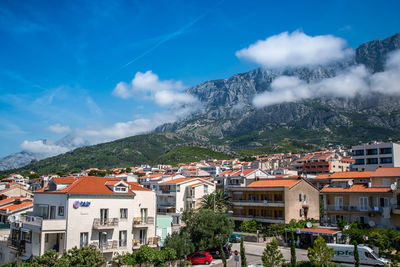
[197,241,309,267]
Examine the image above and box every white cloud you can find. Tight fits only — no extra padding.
[20,140,69,156]
[48,123,71,134]
[236,31,353,68]
[113,71,197,107]
[252,49,400,108]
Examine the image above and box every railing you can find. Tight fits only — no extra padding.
[229,214,284,221]
[133,217,154,226]
[325,205,373,212]
[232,199,284,204]
[20,215,43,227]
[90,240,118,251]
[133,237,159,248]
[93,218,119,229]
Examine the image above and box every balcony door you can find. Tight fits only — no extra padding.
[100,209,109,224]
[139,229,147,245]
[140,208,148,222]
[50,206,56,219]
[334,197,343,211]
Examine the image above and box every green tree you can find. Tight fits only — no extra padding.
[353,241,359,267]
[30,249,69,267]
[164,231,194,258]
[290,231,296,267]
[63,245,105,266]
[135,245,157,264]
[220,244,227,267]
[201,191,231,212]
[336,218,347,231]
[182,209,234,251]
[307,236,335,267]
[262,237,285,267]
[239,219,259,233]
[240,239,247,267]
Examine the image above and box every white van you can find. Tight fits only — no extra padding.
[327,243,389,266]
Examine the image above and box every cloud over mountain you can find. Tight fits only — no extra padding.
[48,123,71,134]
[236,31,353,68]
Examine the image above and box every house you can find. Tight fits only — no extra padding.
[352,142,400,171]
[0,183,33,200]
[229,178,320,226]
[215,168,269,192]
[0,197,33,224]
[294,152,353,176]
[7,176,157,263]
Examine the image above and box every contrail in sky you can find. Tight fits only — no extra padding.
[107,0,224,79]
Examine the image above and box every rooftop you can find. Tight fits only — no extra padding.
[320,184,392,193]
[247,179,301,188]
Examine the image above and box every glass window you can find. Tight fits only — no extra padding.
[119,230,127,247]
[22,231,32,242]
[58,206,64,216]
[120,208,128,219]
[366,149,378,155]
[80,232,88,247]
[380,147,392,154]
[34,204,49,218]
[360,197,368,211]
[380,157,393,164]
[354,150,364,156]
[367,158,378,164]
[354,159,365,165]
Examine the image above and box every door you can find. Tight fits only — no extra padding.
[360,197,368,211]
[334,197,343,211]
[140,208,148,223]
[50,206,56,219]
[99,232,107,248]
[100,209,108,224]
[139,229,147,245]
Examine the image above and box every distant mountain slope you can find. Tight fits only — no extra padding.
[1,32,400,174]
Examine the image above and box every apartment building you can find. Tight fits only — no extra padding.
[294,152,353,176]
[156,177,215,214]
[7,176,157,263]
[229,179,320,226]
[0,197,33,224]
[215,168,269,192]
[320,167,400,229]
[352,142,400,171]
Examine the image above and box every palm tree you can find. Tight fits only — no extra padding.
[201,191,231,212]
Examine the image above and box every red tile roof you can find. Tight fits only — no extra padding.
[159,178,196,185]
[248,179,301,188]
[320,184,392,193]
[0,200,33,212]
[314,171,375,180]
[38,176,150,194]
[0,197,23,205]
[372,167,400,177]
[300,228,341,234]
[52,177,77,184]
[187,182,203,187]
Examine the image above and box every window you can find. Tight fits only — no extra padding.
[354,159,365,165]
[380,147,392,154]
[367,158,378,164]
[381,179,391,187]
[80,232,88,247]
[379,197,389,207]
[176,185,180,192]
[354,150,364,156]
[360,197,368,211]
[58,206,64,216]
[334,197,343,211]
[119,230,127,247]
[204,185,208,194]
[380,157,393,164]
[34,204,49,219]
[115,186,127,192]
[22,230,32,242]
[120,208,128,219]
[366,149,378,155]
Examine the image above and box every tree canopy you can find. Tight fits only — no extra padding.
[307,236,335,267]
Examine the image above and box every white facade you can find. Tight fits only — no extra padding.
[7,177,157,263]
[352,142,400,171]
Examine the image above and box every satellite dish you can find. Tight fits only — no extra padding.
[306,222,312,228]
[368,221,376,227]
[390,198,397,205]
[348,180,353,186]
[390,184,397,190]
[8,215,15,223]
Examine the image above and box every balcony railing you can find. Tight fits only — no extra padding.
[90,240,118,251]
[19,215,67,231]
[325,205,373,212]
[229,214,284,221]
[232,199,284,204]
[133,217,154,227]
[133,237,159,248]
[93,218,119,229]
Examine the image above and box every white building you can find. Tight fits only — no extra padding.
[352,142,400,171]
[156,177,215,214]
[7,176,157,263]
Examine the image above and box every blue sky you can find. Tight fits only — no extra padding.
[1,0,400,157]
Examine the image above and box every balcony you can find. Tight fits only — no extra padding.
[90,240,118,252]
[229,214,285,224]
[93,218,119,229]
[20,216,66,231]
[393,205,400,215]
[231,199,284,207]
[132,217,154,228]
[132,237,159,249]
[325,205,373,212]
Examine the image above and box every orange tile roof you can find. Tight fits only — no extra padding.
[0,200,33,212]
[300,228,341,234]
[159,178,196,185]
[187,182,203,187]
[314,171,375,180]
[146,173,165,178]
[38,176,150,194]
[248,179,301,188]
[0,197,23,205]
[372,167,400,177]
[52,177,77,184]
[320,184,392,193]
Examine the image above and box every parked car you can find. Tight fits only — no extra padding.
[187,251,213,265]
[228,233,242,243]
[206,244,232,259]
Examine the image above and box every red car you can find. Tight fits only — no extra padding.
[187,251,213,265]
